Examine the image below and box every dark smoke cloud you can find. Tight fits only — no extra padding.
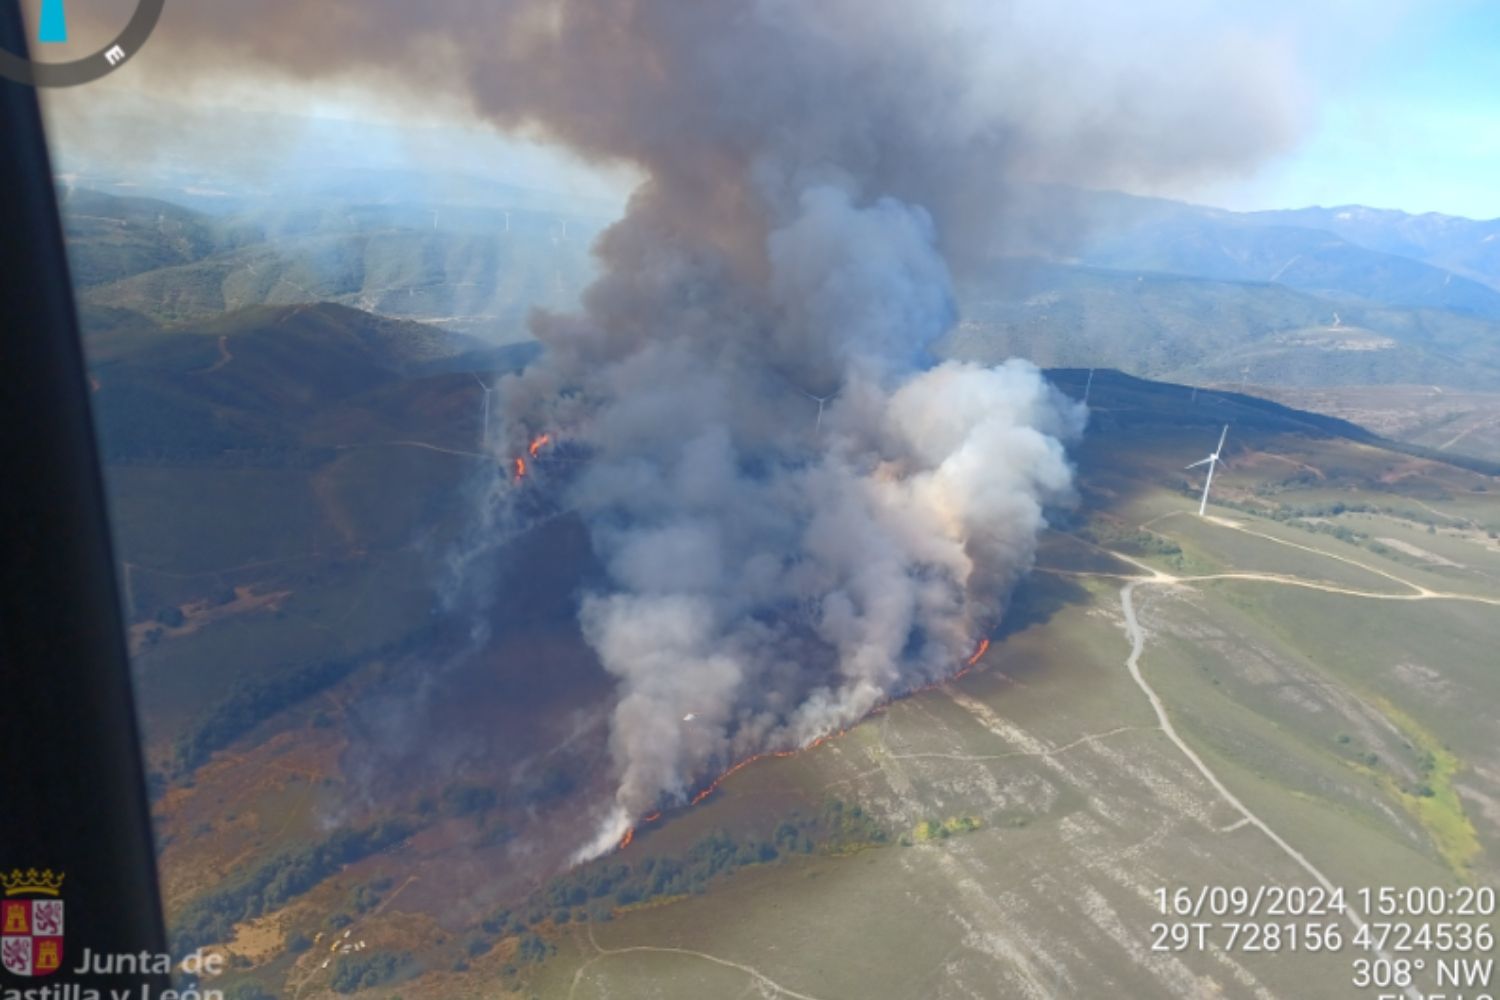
[129,0,1307,857]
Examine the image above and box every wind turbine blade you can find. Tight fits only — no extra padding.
[1185,457,1213,470]
[1217,425,1229,453]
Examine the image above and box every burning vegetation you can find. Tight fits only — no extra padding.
[150,0,1308,865]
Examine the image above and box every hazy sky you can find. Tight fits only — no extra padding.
[23,0,1500,220]
[1199,2,1500,218]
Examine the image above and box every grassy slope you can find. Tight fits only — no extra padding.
[90,304,495,760]
[89,300,1499,997]
[510,379,1499,1000]
[65,188,600,342]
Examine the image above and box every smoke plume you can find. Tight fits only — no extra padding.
[126,0,1306,857]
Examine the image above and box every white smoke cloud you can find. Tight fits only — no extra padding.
[450,2,1273,858]
[115,0,1310,859]
[492,217,1086,855]
[533,348,1084,860]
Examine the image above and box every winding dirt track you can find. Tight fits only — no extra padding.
[1091,518,1473,1000]
[572,922,833,1000]
[564,508,1472,999]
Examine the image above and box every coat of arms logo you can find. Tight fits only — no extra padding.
[0,869,65,978]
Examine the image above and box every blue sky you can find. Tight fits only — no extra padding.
[36,0,1500,221]
[1207,2,1500,218]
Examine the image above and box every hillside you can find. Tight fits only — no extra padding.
[66,184,1500,464]
[1013,185,1500,307]
[1082,216,1500,318]
[63,188,604,343]
[90,330,1498,999]
[88,303,493,461]
[60,187,258,289]
[946,261,1500,391]
[1246,204,1500,291]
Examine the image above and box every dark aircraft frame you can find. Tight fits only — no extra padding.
[0,2,169,990]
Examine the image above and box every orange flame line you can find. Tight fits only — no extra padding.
[615,636,993,852]
[529,433,552,458]
[513,457,527,480]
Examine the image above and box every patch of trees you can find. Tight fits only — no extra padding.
[441,783,497,820]
[352,875,394,915]
[222,985,277,1000]
[482,799,888,954]
[169,819,414,955]
[169,656,358,776]
[512,765,577,807]
[903,815,983,844]
[1268,500,1376,519]
[1219,497,1376,545]
[154,605,187,628]
[1079,522,1181,558]
[330,951,414,994]
[169,627,437,778]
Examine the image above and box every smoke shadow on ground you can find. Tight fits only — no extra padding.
[1046,366,1426,519]
[991,570,1093,643]
[986,365,1428,657]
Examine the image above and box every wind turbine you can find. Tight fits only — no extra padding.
[1186,425,1229,516]
[1083,368,1095,405]
[802,389,836,432]
[472,374,493,450]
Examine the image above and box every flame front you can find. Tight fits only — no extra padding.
[614,637,993,853]
[512,435,550,482]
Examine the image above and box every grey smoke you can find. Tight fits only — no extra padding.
[114,0,1307,857]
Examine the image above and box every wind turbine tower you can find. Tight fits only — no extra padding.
[1186,425,1229,516]
[472,374,494,450]
[802,390,835,432]
[1083,368,1095,405]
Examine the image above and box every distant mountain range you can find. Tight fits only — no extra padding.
[60,181,1500,463]
[945,259,1500,391]
[1245,204,1500,291]
[932,187,1500,397]
[1067,190,1500,317]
